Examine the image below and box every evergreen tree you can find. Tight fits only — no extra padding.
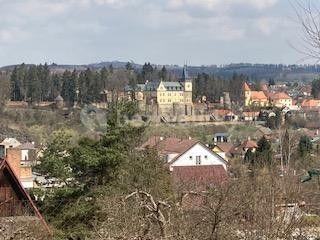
[298,135,312,157]
[256,136,272,166]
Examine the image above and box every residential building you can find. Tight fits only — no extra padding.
[301,99,320,109]
[0,157,50,234]
[243,82,268,107]
[268,92,293,108]
[6,147,34,189]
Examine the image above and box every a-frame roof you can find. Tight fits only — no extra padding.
[0,158,51,233]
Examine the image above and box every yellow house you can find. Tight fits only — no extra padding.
[268,92,292,108]
[243,82,268,107]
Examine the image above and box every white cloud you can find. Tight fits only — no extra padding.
[255,17,279,35]
[167,0,278,10]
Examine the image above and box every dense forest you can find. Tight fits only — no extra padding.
[3,63,250,106]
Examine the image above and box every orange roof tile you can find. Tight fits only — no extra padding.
[240,140,258,149]
[243,82,251,91]
[250,91,267,100]
[301,99,320,108]
[269,92,291,100]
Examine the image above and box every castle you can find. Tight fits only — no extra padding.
[127,65,193,115]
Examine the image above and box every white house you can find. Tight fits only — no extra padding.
[167,141,228,171]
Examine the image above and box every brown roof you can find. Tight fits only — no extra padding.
[301,99,320,108]
[214,143,234,153]
[172,165,228,187]
[269,92,291,100]
[0,158,50,233]
[166,139,197,154]
[138,136,196,154]
[239,139,258,149]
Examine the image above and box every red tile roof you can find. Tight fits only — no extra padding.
[214,143,234,153]
[269,92,291,100]
[172,165,228,187]
[301,99,320,108]
[138,136,197,154]
[251,91,268,100]
[239,139,258,149]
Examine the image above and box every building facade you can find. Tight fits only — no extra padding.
[127,65,193,115]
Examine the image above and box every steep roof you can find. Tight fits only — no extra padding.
[169,141,228,166]
[250,91,268,100]
[239,139,258,149]
[214,143,234,153]
[301,99,320,108]
[0,158,50,233]
[161,81,184,91]
[243,82,251,91]
[269,92,291,100]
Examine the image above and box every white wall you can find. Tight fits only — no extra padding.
[169,143,227,171]
[21,149,29,161]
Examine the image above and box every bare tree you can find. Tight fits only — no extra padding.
[291,0,320,62]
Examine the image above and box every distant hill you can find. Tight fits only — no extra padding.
[1,61,320,82]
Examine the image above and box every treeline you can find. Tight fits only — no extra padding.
[9,63,179,105]
[193,72,248,102]
[8,63,251,106]
[10,63,128,105]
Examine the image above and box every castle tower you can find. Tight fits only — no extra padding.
[182,64,192,92]
[243,82,251,107]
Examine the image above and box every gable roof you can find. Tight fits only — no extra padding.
[268,92,291,100]
[214,142,234,153]
[239,139,258,149]
[168,141,228,165]
[243,82,251,91]
[0,158,50,233]
[301,99,320,108]
[251,91,268,100]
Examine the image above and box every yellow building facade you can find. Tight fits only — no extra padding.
[128,65,193,108]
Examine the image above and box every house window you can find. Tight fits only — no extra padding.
[204,155,208,159]
[196,156,201,165]
[189,156,193,160]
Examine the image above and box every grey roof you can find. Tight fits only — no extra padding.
[162,82,183,91]
[125,80,184,92]
[18,142,36,150]
[214,133,229,137]
[55,95,64,101]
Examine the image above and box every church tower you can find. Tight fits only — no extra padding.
[182,64,192,92]
[243,82,251,107]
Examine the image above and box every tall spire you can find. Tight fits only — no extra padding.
[182,63,189,81]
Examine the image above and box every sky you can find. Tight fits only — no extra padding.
[0,0,314,66]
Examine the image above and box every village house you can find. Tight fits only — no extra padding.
[231,138,258,158]
[300,99,320,110]
[241,111,260,121]
[243,82,268,107]
[139,136,228,187]
[268,92,293,108]
[0,139,36,189]
[212,142,234,161]
[0,157,50,236]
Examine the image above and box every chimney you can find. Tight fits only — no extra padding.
[6,148,21,177]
